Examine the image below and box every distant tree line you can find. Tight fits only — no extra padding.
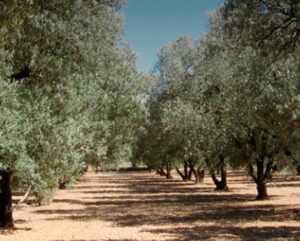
[132,0,300,200]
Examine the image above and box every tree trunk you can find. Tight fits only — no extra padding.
[296,165,300,176]
[187,159,193,180]
[0,171,14,228]
[175,166,187,181]
[188,161,199,184]
[157,166,172,179]
[166,163,173,179]
[211,172,228,191]
[58,178,67,189]
[184,161,189,179]
[196,168,205,183]
[255,159,271,200]
[256,180,268,200]
[248,158,272,200]
[210,155,228,191]
[193,168,199,183]
[156,167,165,176]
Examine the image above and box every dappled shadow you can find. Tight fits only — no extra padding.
[27,170,300,240]
[0,226,32,235]
[35,172,299,227]
[52,240,142,241]
[41,199,299,226]
[146,225,300,241]
[270,182,300,188]
[52,240,98,241]
[73,185,127,190]
[14,219,27,224]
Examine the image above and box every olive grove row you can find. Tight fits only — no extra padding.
[0,0,152,228]
[0,0,299,229]
[132,0,300,199]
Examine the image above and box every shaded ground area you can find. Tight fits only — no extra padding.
[0,170,299,241]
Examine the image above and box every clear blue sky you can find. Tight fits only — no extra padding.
[122,0,224,72]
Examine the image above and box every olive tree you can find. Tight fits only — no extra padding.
[0,0,127,227]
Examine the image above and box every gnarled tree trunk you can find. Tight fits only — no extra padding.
[0,171,14,228]
[248,159,273,200]
[156,167,165,176]
[175,160,195,181]
[175,166,187,181]
[186,158,205,184]
[157,164,173,179]
[187,160,201,184]
[209,155,229,191]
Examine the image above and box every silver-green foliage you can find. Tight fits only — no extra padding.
[140,0,299,189]
[0,0,144,202]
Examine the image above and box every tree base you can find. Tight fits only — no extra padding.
[0,222,14,229]
[255,194,270,200]
[214,186,230,192]
[256,182,268,200]
[0,171,14,229]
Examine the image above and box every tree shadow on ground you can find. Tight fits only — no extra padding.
[30,171,300,240]
[52,240,141,241]
[145,225,300,241]
[52,240,98,241]
[0,226,32,235]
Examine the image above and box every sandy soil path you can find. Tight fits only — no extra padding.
[0,171,299,241]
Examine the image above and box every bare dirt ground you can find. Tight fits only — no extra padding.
[0,170,300,241]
